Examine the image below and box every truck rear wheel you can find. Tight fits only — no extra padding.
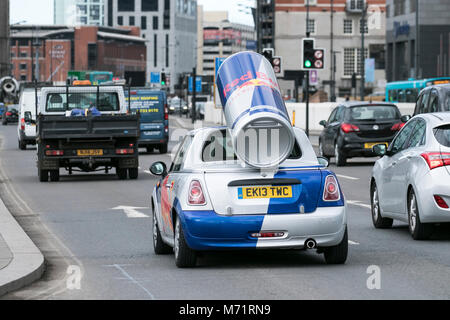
[39,169,49,182]
[50,170,60,182]
[18,140,26,150]
[159,144,168,154]
[129,168,138,179]
[117,167,127,180]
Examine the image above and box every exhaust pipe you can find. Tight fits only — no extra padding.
[305,239,317,249]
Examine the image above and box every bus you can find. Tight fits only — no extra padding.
[68,71,114,85]
[386,77,450,103]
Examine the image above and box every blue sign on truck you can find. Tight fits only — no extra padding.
[125,89,169,153]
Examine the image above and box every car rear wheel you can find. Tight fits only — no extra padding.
[319,140,330,161]
[335,143,347,167]
[324,227,348,264]
[152,204,172,254]
[174,216,197,268]
[371,182,393,228]
[408,189,433,240]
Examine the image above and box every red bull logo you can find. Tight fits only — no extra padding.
[223,71,278,98]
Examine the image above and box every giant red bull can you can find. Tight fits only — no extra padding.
[216,51,295,168]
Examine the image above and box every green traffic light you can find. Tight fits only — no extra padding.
[304,60,312,68]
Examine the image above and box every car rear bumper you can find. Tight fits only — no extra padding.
[415,168,450,223]
[340,135,395,158]
[138,138,168,146]
[179,206,347,251]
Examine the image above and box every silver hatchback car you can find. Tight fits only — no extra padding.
[370,113,450,240]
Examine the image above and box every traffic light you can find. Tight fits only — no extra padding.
[262,48,274,61]
[271,56,282,74]
[302,38,325,70]
[161,72,166,86]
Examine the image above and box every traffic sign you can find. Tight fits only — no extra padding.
[150,72,160,84]
[189,76,202,93]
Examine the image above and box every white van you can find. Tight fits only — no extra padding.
[17,88,38,150]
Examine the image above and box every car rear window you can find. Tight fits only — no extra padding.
[348,105,400,121]
[202,129,301,162]
[46,92,119,112]
[433,125,450,147]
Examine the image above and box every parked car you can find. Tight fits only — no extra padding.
[149,126,348,267]
[318,102,404,166]
[371,113,450,240]
[2,104,19,125]
[17,88,39,150]
[412,84,450,116]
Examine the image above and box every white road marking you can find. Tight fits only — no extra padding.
[108,264,155,300]
[337,174,360,181]
[348,240,360,245]
[347,200,371,209]
[112,206,149,218]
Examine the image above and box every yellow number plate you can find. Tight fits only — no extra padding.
[365,142,388,149]
[77,149,103,156]
[238,186,293,199]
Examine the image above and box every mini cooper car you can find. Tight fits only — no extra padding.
[150,127,348,267]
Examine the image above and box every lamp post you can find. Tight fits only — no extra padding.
[360,4,368,101]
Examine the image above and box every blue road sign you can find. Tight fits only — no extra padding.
[150,72,160,84]
[189,76,202,93]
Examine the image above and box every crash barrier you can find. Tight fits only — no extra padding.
[206,102,416,133]
[216,51,295,168]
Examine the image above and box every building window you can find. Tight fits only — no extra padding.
[343,48,368,77]
[343,19,353,34]
[410,0,416,13]
[142,0,158,11]
[304,0,317,5]
[359,19,368,34]
[394,0,405,16]
[141,16,147,30]
[163,0,170,30]
[77,5,87,15]
[108,0,113,26]
[118,16,123,25]
[20,63,27,70]
[154,34,157,67]
[20,52,28,58]
[165,34,169,68]
[129,16,135,26]
[118,0,135,12]
[369,44,385,70]
[20,75,27,81]
[88,43,97,69]
[307,19,315,34]
[153,16,158,30]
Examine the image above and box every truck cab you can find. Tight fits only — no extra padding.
[125,89,169,154]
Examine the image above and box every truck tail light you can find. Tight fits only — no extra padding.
[421,152,450,170]
[341,123,360,133]
[323,175,340,201]
[20,118,25,130]
[5,112,12,116]
[188,180,206,205]
[164,103,169,120]
[434,195,449,209]
[45,150,64,156]
[116,148,134,155]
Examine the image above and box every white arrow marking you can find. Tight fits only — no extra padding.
[347,200,371,209]
[112,206,150,218]
[348,240,360,245]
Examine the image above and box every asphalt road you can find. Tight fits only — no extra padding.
[1,117,450,300]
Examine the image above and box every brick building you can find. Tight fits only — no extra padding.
[10,25,147,83]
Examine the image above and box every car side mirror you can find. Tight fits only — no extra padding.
[372,144,387,157]
[317,156,329,168]
[150,161,167,176]
[401,115,411,123]
[319,120,328,127]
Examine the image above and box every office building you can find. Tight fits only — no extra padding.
[54,0,105,26]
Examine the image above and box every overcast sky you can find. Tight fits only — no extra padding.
[10,0,254,26]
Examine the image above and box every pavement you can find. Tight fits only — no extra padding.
[0,176,45,296]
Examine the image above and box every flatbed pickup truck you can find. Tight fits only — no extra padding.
[36,85,140,182]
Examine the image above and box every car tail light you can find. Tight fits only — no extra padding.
[5,112,11,116]
[434,195,449,209]
[391,123,405,131]
[323,175,340,201]
[421,152,450,170]
[251,232,285,238]
[188,180,206,205]
[341,123,360,133]
[20,118,25,130]
[45,150,64,156]
[164,103,169,120]
[116,148,134,155]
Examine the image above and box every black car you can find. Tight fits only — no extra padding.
[412,84,450,116]
[318,102,404,166]
[2,105,19,125]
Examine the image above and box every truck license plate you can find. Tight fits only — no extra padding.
[77,149,103,156]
